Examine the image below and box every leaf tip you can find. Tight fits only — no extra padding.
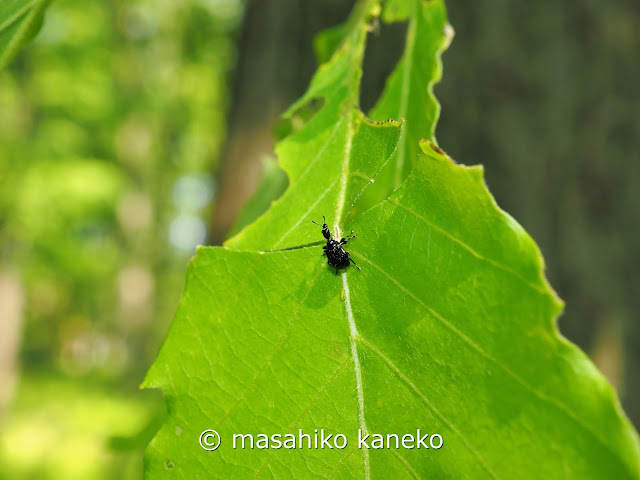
[419,139,455,164]
[140,371,157,390]
[443,23,455,49]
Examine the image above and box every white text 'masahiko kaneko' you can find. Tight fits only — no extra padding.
[229,429,443,450]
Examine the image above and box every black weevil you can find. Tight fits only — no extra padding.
[312,216,361,274]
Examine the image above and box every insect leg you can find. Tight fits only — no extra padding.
[339,230,357,245]
[349,257,361,271]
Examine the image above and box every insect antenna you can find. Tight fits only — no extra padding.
[311,215,326,227]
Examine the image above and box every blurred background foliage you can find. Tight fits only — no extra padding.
[0,0,244,478]
[0,0,638,478]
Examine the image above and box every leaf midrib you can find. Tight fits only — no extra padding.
[393,0,418,187]
[341,271,370,479]
[330,4,376,478]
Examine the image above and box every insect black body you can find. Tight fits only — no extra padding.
[312,216,361,274]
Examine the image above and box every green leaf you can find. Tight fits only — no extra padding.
[355,0,453,219]
[144,0,640,478]
[226,0,401,251]
[0,0,52,70]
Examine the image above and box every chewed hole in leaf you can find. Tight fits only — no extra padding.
[360,20,408,113]
[274,96,325,141]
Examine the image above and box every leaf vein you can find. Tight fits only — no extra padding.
[358,336,498,480]
[389,198,545,294]
[211,264,326,426]
[354,251,618,459]
[390,449,421,480]
[253,357,351,478]
[272,178,339,248]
